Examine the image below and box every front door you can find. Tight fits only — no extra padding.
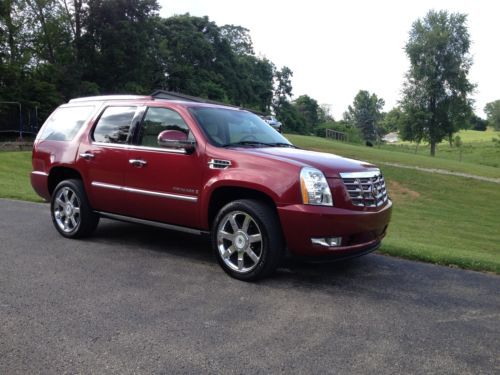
[124,106,203,228]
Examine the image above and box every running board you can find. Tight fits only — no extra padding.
[95,211,209,236]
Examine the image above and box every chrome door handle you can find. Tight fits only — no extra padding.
[79,152,95,160]
[129,159,147,167]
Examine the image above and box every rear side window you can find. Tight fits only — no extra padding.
[38,106,94,141]
[93,106,137,144]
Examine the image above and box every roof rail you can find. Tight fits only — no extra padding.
[150,90,265,116]
[69,95,151,103]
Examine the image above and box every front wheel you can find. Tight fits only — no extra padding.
[212,199,284,281]
[51,179,99,238]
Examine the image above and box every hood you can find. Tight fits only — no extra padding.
[240,147,378,178]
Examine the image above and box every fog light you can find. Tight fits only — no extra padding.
[311,237,342,247]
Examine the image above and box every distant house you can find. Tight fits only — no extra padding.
[383,132,399,143]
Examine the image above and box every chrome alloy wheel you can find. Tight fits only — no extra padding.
[53,187,81,233]
[216,211,263,273]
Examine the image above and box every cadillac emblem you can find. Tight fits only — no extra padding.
[370,182,378,199]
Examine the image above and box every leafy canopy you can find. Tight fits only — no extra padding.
[400,10,474,155]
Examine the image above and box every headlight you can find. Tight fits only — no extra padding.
[300,167,333,206]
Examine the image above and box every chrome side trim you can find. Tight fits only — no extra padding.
[92,142,129,149]
[32,171,49,177]
[124,186,197,202]
[339,170,381,179]
[96,211,208,235]
[91,142,187,154]
[128,145,187,154]
[91,181,122,191]
[91,181,198,202]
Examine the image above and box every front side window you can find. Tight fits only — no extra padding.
[189,107,292,147]
[38,106,94,141]
[93,106,137,144]
[136,107,191,148]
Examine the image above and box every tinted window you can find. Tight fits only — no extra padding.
[137,107,191,148]
[93,106,136,144]
[189,107,291,147]
[38,106,94,141]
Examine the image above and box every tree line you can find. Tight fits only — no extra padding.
[0,0,293,122]
[1,4,499,155]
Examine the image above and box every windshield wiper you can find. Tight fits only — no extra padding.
[222,141,297,148]
[221,141,267,148]
[264,142,297,148]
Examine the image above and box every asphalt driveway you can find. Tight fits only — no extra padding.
[0,199,499,374]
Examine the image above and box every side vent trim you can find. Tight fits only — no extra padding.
[208,159,232,169]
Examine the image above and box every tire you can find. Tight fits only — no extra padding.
[51,179,99,238]
[212,199,284,281]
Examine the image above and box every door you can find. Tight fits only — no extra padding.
[77,105,140,214]
[124,106,203,228]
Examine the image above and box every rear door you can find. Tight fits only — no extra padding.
[77,105,142,214]
[124,106,203,228]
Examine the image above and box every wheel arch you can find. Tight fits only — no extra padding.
[47,166,83,197]
[206,185,279,230]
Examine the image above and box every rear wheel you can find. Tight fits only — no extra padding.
[51,179,99,238]
[212,199,283,281]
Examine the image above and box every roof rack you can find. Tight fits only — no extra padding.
[69,95,151,103]
[151,90,265,116]
[151,90,239,107]
[67,91,266,116]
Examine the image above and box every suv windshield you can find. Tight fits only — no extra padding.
[189,107,293,148]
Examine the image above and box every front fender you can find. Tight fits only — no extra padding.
[198,169,299,229]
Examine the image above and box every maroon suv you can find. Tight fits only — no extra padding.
[31,95,392,280]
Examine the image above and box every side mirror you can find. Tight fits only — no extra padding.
[157,130,196,153]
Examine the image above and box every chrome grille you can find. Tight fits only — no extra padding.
[340,170,389,208]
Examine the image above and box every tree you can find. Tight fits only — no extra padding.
[469,113,488,131]
[400,10,474,156]
[272,66,293,117]
[318,104,334,124]
[346,90,385,142]
[484,100,500,130]
[156,14,274,112]
[82,0,160,93]
[278,101,307,134]
[293,95,319,132]
[379,107,405,135]
[220,24,254,55]
[0,5,279,125]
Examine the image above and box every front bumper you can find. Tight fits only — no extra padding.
[277,200,392,257]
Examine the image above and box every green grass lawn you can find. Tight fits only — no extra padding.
[287,134,500,179]
[1,148,499,274]
[287,135,499,274]
[0,151,43,202]
[382,128,500,167]
[379,166,499,274]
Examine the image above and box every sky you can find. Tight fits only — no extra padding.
[158,0,500,118]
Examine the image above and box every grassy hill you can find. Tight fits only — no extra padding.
[287,134,500,179]
[382,128,500,168]
[1,140,499,274]
[287,134,500,274]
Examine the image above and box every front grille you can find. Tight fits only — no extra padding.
[340,170,389,208]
